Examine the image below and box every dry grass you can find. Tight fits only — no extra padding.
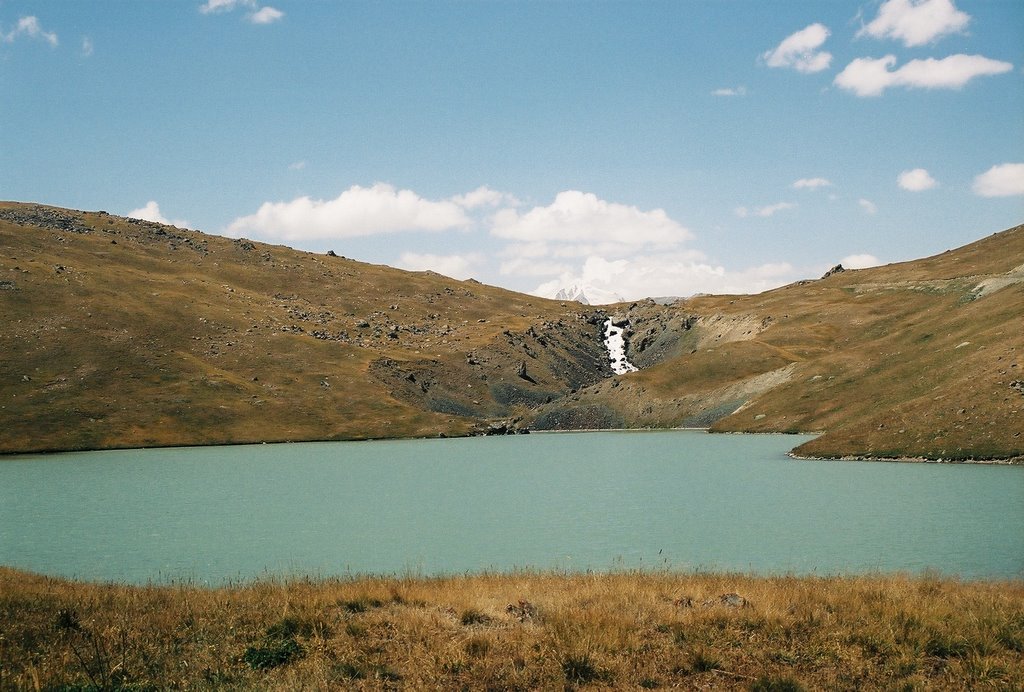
[2,567,1021,690]
[2,202,1021,460]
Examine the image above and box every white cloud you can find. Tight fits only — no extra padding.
[531,254,799,302]
[762,23,832,74]
[127,201,191,229]
[840,253,881,269]
[834,54,1013,97]
[249,6,284,24]
[972,163,1024,197]
[2,16,58,47]
[200,0,244,13]
[858,198,878,214]
[396,252,485,281]
[898,168,938,191]
[735,202,797,218]
[792,177,832,190]
[226,183,472,241]
[200,0,283,24]
[491,191,690,247]
[499,256,573,278]
[81,36,93,57]
[712,86,747,97]
[858,0,970,47]
[451,186,520,210]
[288,160,306,171]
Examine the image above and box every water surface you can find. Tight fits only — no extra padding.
[1,431,1021,584]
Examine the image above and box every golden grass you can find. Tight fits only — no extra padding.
[2,567,1021,690]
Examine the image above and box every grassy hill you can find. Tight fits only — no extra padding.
[0,202,611,452]
[2,201,1021,460]
[532,226,1024,461]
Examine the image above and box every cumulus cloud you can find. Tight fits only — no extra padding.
[128,201,190,228]
[451,186,520,210]
[288,160,306,171]
[531,254,799,302]
[712,86,747,97]
[839,253,881,269]
[490,191,690,248]
[226,183,472,241]
[485,191,799,300]
[2,16,58,46]
[858,198,878,214]
[248,6,284,24]
[499,255,574,278]
[735,202,797,218]
[858,0,970,47]
[81,36,93,56]
[972,163,1024,197]
[898,168,938,191]
[199,0,283,24]
[792,177,832,190]
[762,23,832,73]
[395,252,485,281]
[834,54,1013,97]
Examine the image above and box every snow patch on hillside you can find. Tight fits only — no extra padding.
[604,319,638,374]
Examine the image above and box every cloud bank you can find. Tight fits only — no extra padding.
[227,184,472,241]
[226,185,810,302]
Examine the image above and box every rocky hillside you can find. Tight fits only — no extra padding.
[1,201,1021,460]
[0,203,612,452]
[531,225,1024,461]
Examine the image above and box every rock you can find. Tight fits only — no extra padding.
[821,264,845,279]
[326,250,337,257]
[719,593,749,608]
[1010,380,1024,395]
[505,600,537,622]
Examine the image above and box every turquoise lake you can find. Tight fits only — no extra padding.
[1,431,1021,584]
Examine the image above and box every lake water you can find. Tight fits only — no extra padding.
[1,431,1021,584]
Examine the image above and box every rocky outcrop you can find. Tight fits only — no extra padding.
[821,264,845,279]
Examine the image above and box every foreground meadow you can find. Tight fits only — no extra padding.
[1,568,1022,690]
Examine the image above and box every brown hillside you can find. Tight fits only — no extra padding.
[1,202,1021,460]
[0,203,610,453]
[533,224,1024,461]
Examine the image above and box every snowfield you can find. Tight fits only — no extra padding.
[603,319,638,375]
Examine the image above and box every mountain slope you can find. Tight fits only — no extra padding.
[0,203,611,452]
[531,226,1024,460]
[2,201,1021,460]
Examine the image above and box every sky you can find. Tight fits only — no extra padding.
[2,0,1023,301]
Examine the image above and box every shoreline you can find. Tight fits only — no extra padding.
[3,426,1022,465]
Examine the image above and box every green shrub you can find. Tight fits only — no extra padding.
[562,654,612,684]
[749,675,805,692]
[242,637,302,670]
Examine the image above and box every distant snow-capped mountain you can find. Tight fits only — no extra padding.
[551,284,625,306]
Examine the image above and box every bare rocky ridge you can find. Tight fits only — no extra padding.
[1,201,1021,461]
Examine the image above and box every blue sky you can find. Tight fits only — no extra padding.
[3,0,1022,300]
